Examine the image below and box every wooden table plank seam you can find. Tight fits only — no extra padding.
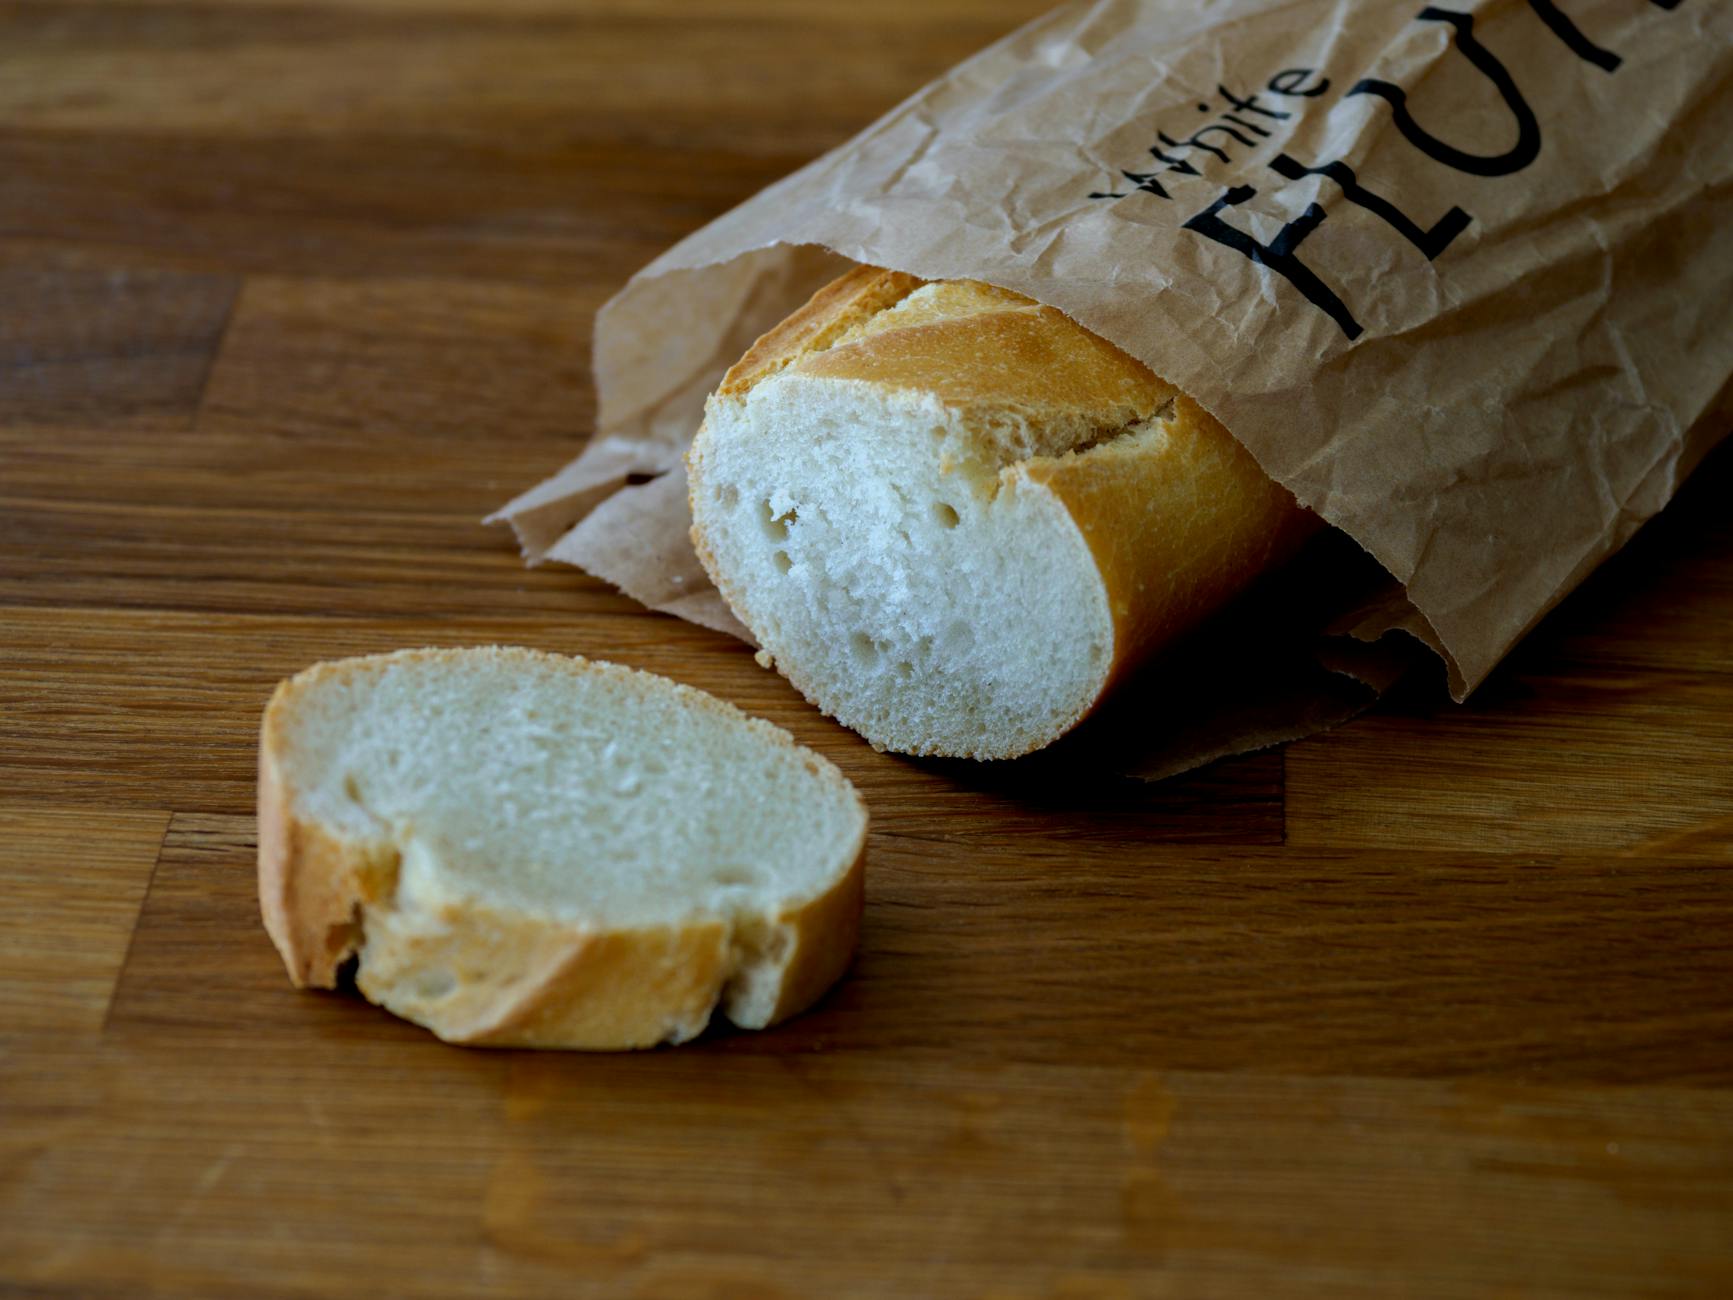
[186,275,242,431]
[96,813,176,1037]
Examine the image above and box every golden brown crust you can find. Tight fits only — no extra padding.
[257,693,397,989]
[844,278,1033,336]
[356,904,736,1050]
[1019,396,1318,698]
[256,647,868,1049]
[451,842,865,1047]
[764,840,865,1024]
[796,292,1176,442]
[718,263,923,398]
[463,924,728,1048]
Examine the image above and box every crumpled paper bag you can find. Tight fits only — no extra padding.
[495,0,1733,775]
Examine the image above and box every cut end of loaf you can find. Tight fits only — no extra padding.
[689,276,1160,760]
[257,647,866,1050]
[690,377,1117,760]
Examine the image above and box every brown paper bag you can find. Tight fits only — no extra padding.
[494,0,1733,774]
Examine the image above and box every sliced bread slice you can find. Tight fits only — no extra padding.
[258,646,866,1049]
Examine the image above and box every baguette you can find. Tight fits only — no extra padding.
[686,266,1314,759]
[258,647,866,1049]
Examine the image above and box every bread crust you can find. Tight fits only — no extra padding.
[796,287,1175,451]
[1016,396,1320,700]
[719,263,923,398]
[257,647,867,1049]
[258,722,392,988]
[687,267,1314,757]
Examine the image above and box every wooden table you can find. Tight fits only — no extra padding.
[3,2,1730,1295]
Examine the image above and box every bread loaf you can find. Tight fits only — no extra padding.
[258,647,866,1049]
[686,265,1314,759]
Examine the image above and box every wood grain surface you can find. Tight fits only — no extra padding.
[2,2,1730,1296]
